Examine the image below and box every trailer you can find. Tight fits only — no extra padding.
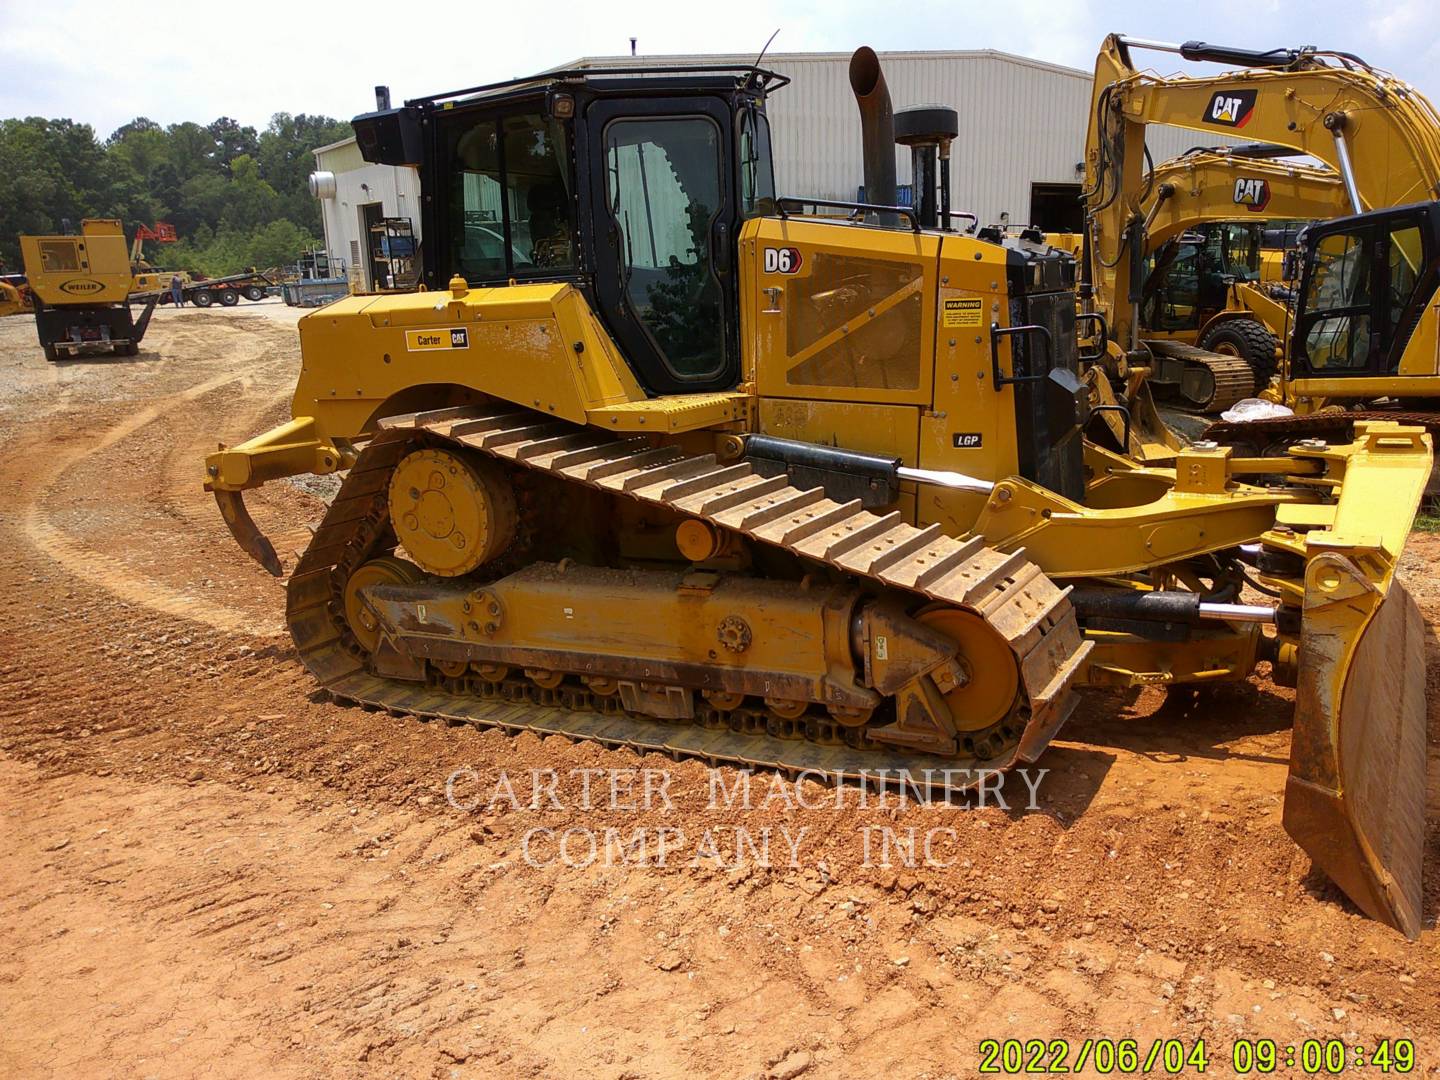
[133,270,277,308]
[279,250,351,308]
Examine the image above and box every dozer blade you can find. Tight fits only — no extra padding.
[1286,562,1426,937]
[214,489,283,577]
[1281,423,1432,937]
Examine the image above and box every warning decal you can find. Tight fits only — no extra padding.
[406,327,470,352]
[942,297,984,328]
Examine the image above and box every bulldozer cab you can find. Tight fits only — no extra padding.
[356,66,784,397]
[1290,201,1440,380]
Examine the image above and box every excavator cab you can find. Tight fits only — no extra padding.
[1290,201,1440,383]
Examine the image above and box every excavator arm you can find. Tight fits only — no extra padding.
[1139,150,1345,253]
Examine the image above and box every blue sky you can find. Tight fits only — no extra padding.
[1,0,1437,135]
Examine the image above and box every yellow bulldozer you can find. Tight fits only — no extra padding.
[205,50,1432,936]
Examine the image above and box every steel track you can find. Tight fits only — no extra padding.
[284,406,1093,788]
[1147,341,1257,413]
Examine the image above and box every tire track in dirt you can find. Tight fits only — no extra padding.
[16,337,292,638]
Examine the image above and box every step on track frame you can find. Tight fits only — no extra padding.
[285,405,1093,789]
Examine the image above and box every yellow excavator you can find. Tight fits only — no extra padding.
[1127,148,1345,391]
[1084,34,1440,425]
[1060,148,1348,450]
[204,50,1432,935]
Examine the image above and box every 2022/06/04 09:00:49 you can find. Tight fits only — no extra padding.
[975,1037,1417,1074]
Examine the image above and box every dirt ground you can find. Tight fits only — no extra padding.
[0,302,1437,1079]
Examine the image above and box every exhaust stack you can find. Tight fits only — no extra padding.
[849,47,897,222]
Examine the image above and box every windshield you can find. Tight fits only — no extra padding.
[1209,223,1262,279]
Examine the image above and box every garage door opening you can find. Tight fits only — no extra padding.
[1029,183,1083,233]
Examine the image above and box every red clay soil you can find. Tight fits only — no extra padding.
[0,306,1436,1079]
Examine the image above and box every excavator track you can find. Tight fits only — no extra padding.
[284,405,1092,788]
[1204,409,1440,452]
[1146,341,1256,413]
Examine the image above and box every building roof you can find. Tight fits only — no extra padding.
[565,48,1091,82]
[312,135,357,159]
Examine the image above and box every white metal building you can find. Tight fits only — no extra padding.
[572,49,1233,231]
[311,137,421,291]
[311,49,1232,273]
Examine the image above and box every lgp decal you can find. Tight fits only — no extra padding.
[763,246,803,274]
[952,433,983,448]
[1233,177,1272,212]
[942,297,984,328]
[59,278,104,296]
[1204,89,1257,128]
[405,327,470,352]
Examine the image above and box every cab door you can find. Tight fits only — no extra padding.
[585,97,740,395]
[1292,206,1438,379]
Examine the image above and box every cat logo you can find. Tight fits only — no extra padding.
[405,327,469,352]
[762,246,803,274]
[59,278,105,296]
[1204,89,1257,128]
[1233,177,1272,212]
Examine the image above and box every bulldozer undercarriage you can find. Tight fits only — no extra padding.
[258,405,1431,933]
[284,405,1093,788]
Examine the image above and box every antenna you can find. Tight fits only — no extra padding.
[630,37,637,57]
[752,27,780,71]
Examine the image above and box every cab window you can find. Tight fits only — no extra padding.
[504,115,573,270]
[738,107,776,218]
[604,117,725,379]
[445,111,574,281]
[1388,224,1423,331]
[1302,230,1371,370]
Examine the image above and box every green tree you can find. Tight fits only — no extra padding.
[206,117,260,175]
[1,106,347,272]
[258,112,352,231]
[0,117,146,265]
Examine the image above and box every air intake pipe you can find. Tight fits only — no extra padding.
[849,46,898,224]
